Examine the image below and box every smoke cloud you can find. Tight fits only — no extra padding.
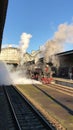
[40,22,73,63]
[19,32,32,64]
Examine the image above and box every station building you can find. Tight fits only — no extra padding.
[0,46,20,65]
[56,50,73,78]
[0,46,34,66]
[56,50,73,67]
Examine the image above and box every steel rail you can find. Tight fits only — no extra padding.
[47,83,73,96]
[4,86,22,130]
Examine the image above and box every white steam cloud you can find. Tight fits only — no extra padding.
[40,22,73,63]
[0,61,12,85]
[54,23,73,43]
[10,71,42,85]
[0,61,41,85]
[19,32,32,58]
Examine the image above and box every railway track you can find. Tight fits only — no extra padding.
[0,86,19,130]
[47,83,73,96]
[33,82,73,96]
[35,80,73,96]
[32,83,73,121]
[0,85,54,130]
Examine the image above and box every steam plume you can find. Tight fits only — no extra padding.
[54,23,73,43]
[40,22,73,63]
[19,32,32,64]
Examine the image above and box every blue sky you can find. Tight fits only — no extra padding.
[2,0,73,53]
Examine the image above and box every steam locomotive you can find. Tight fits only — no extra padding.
[30,65,73,83]
[31,65,54,84]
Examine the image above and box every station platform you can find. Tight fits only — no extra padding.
[54,78,73,88]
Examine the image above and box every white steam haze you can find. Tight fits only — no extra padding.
[10,67,42,85]
[40,22,73,63]
[0,61,12,85]
[0,32,42,85]
[19,32,32,65]
[0,61,42,85]
[10,71,41,85]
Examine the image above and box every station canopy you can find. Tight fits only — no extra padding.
[0,0,8,51]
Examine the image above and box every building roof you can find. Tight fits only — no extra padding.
[56,50,73,56]
[0,0,8,51]
[2,46,19,50]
